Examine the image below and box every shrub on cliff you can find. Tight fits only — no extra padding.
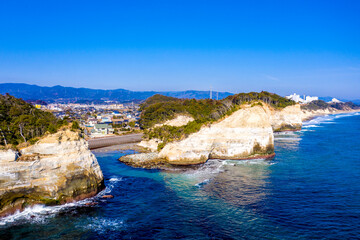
[301,100,329,111]
[71,121,80,131]
[226,91,295,109]
[140,91,294,129]
[0,94,66,146]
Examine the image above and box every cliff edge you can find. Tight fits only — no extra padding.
[0,130,104,217]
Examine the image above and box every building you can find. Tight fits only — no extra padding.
[93,124,114,135]
[286,93,318,104]
[87,118,98,126]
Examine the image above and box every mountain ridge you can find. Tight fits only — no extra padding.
[0,83,233,102]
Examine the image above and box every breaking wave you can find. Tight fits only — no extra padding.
[0,176,123,227]
[303,112,359,129]
[0,200,90,227]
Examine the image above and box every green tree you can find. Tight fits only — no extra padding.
[128,121,135,128]
[71,121,80,130]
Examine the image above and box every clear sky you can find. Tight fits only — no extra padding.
[0,0,359,99]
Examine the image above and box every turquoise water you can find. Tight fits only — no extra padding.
[1,113,360,239]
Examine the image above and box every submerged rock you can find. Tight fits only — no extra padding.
[101,195,114,199]
[0,130,104,217]
[119,152,167,169]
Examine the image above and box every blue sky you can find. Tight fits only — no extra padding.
[0,0,359,98]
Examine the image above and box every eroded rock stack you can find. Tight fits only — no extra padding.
[0,130,104,217]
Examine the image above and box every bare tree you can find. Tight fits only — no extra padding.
[19,123,27,143]
[0,128,8,146]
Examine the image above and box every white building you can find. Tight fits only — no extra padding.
[286,93,318,104]
[304,96,319,103]
[92,124,114,136]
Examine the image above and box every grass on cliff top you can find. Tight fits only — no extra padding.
[140,91,295,150]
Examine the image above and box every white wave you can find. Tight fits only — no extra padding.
[0,176,123,227]
[0,198,93,227]
[109,177,122,182]
[195,178,210,188]
[98,176,123,196]
[303,112,359,128]
[275,137,301,141]
[299,129,314,132]
[226,159,274,165]
[302,124,322,128]
[274,131,299,136]
[82,217,125,233]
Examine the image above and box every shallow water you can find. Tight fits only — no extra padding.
[1,113,360,239]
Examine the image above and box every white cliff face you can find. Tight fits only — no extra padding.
[0,149,16,162]
[265,104,303,131]
[0,130,104,217]
[139,114,193,152]
[138,138,163,152]
[158,105,274,165]
[154,115,194,128]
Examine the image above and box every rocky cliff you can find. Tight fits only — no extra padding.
[0,130,104,217]
[120,103,300,167]
[158,105,275,165]
[121,99,359,168]
[267,104,303,131]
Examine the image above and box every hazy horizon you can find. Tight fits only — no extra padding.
[1,1,359,99]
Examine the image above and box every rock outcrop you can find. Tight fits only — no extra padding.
[138,138,163,152]
[154,115,194,128]
[158,105,275,165]
[266,104,303,131]
[0,130,104,217]
[121,104,279,167]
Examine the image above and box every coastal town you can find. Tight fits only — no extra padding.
[32,101,141,138]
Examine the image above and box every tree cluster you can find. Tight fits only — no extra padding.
[0,94,67,147]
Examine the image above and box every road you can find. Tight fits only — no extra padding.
[88,133,143,149]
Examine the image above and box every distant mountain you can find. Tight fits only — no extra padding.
[319,96,360,105]
[0,83,233,103]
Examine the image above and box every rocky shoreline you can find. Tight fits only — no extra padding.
[118,104,359,169]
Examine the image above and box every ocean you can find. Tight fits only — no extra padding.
[1,113,360,239]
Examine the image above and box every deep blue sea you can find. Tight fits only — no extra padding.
[1,113,360,240]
